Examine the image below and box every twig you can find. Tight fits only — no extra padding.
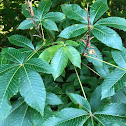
[81,62,104,79]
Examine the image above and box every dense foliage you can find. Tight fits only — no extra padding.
[0,0,126,125]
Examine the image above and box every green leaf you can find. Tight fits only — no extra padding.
[94,63,110,78]
[30,108,44,126]
[39,45,62,62]
[59,24,88,39]
[0,64,19,75]
[90,85,104,112]
[64,46,81,68]
[42,19,58,31]
[86,44,103,67]
[0,66,21,120]
[43,12,65,21]
[8,35,34,50]
[68,93,91,112]
[30,106,53,126]
[22,4,31,18]
[43,108,89,126]
[51,47,68,80]
[22,4,38,18]
[92,25,123,50]
[19,67,46,115]
[90,0,109,24]
[25,58,52,74]
[46,92,63,105]
[101,68,126,99]
[95,17,126,31]
[0,100,32,126]
[61,4,87,24]
[112,48,126,69]
[94,103,126,126]
[17,19,39,30]
[2,48,24,64]
[65,40,79,47]
[37,0,52,18]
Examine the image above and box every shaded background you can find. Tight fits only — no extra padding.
[0,0,126,48]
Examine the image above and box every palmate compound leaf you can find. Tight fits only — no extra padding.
[67,93,91,112]
[112,48,126,69]
[24,58,53,74]
[8,35,34,50]
[0,100,33,126]
[101,68,126,99]
[39,45,62,62]
[92,25,123,50]
[19,67,46,115]
[95,17,126,31]
[42,108,89,126]
[51,47,68,80]
[0,66,21,121]
[90,0,109,24]
[59,24,88,39]
[61,4,87,24]
[94,103,126,126]
[64,46,81,68]
[37,0,52,18]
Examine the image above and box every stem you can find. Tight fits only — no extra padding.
[91,116,94,126]
[84,54,126,72]
[82,3,91,55]
[74,66,87,99]
[41,23,46,44]
[81,62,104,79]
[26,0,44,43]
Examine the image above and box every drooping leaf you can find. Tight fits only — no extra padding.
[86,44,103,67]
[19,67,46,115]
[17,19,39,30]
[51,47,68,80]
[112,48,126,69]
[61,4,87,24]
[46,92,63,105]
[101,68,126,99]
[25,58,52,74]
[64,46,81,68]
[37,0,52,18]
[43,108,89,126]
[92,25,123,50]
[59,24,88,39]
[39,45,62,62]
[43,12,65,21]
[42,19,58,31]
[95,17,126,31]
[0,100,32,126]
[0,66,21,120]
[65,40,79,47]
[8,35,34,50]
[68,93,91,112]
[90,0,109,24]
[2,48,24,64]
[94,103,126,126]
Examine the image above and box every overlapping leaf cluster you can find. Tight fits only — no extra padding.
[0,0,126,125]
